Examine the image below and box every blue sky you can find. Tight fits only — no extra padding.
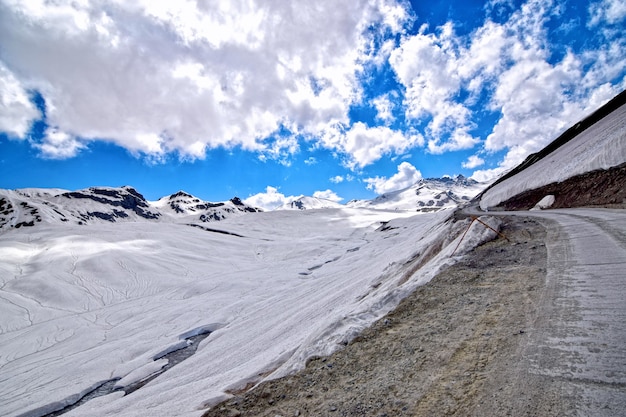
[0,0,624,209]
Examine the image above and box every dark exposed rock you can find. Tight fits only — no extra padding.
[230,197,244,206]
[186,223,245,237]
[15,220,35,228]
[200,213,226,222]
[290,200,306,210]
[61,187,160,220]
[169,191,194,200]
[196,202,225,209]
[85,210,130,222]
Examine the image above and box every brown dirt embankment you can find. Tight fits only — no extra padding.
[496,163,626,211]
[202,216,560,417]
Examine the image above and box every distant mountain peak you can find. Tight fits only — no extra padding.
[155,191,262,220]
[169,190,195,200]
[276,196,343,211]
[347,175,486,212]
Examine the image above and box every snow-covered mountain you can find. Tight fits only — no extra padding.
[152,191,261,221]
[0,176,485,233]
[347,175,485,212]
[0,187,261,232]
[277,196,345,210]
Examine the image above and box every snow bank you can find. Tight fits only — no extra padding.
[480,103,626,210]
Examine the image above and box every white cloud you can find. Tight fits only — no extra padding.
[462,155,485,169]
[0,0,409,160]
[0,63,40,138]
[388,21,484,154]
[390,23,460,123]
[365,161,422,194]
[320,122,424,169]
[313,189,343,202]
[427,129,480,154]
[1,0,623,179]
[330,175,344,183]
[243,186,301,211]
[35,127,86,159]
[372,94,396,124]
[304,157,317,165]
[589,0,626,26]
[480,0,626,172]
[387,0,625,176]
[470,166,507,183]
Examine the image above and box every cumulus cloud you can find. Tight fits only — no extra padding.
[589,0,626,26]
[386,0,625,180]
[330,175,345,183]
[243,186,301,211]
[365,161,422,194]
[35,127,86,159]
[313,189,343,202]
[320,122,424,168]
[476,0,626,177]
[1,0,623,184]
[0,63,40,138]
[0,0,409,161]
[389,22,480,154]
[462,155,485,169]
[372,93,396,124]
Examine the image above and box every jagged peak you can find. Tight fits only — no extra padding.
[169,191,195,200]
[230,197,244,206]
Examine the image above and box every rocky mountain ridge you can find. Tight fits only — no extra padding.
[0,175,487,232]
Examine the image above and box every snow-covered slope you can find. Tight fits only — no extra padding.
[480,98,626,210]
[0,199,500,417]
[348,175,485,212]
[0,187,261,232]
[277,196,344,210]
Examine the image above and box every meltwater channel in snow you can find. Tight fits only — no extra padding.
[0,207,498,417]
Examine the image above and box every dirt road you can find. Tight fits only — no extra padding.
[516,209,626,417]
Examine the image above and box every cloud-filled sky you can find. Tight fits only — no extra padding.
[1,0,624,209]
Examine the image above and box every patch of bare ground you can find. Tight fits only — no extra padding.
[202,216,562,417]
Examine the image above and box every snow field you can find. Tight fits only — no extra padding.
[0,208,497,417]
